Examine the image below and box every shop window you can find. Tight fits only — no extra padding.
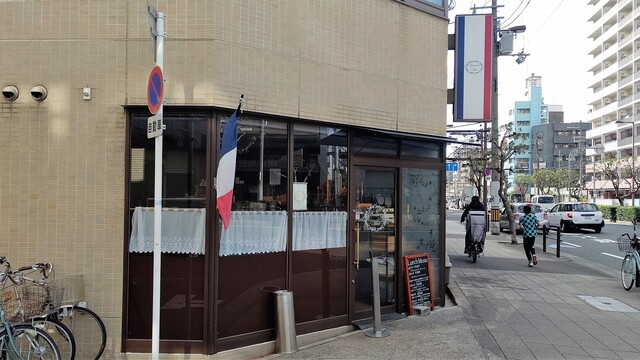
[401,168,442,306]
[126,112,207,344]
[291,124,348,323]
[217,116,288,339]
[401,139,440,158]
[353,132,398,156]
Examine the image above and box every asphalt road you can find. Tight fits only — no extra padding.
[447,208,631,275]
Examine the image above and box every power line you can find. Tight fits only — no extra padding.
[501,0,527,26]
[524,0,565,45]
[501,0,532,29]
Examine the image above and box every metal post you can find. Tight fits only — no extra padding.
[542,224,547,252]
[365,253,390,338]
[489,0,500,235]
[632,125,635,207]
[152,10,165,360]
[556,227,561,258]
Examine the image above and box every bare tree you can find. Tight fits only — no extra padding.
[600,157,625,206]
[465,153,488,199]
[491,123,528,245]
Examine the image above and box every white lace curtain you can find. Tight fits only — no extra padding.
[129,207,206,255]
[219,211,288,256]
[293,211,347,251]
[129,209,347,257]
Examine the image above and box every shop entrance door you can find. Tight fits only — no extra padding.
[351,167,397,319]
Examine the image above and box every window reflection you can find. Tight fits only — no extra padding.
[217,116,288,338]
[291,124,348,323]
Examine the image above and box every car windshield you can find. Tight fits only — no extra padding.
[537,197,554,203]
[574,203,598,212]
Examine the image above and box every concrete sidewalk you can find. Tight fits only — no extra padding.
[266,221,640,359]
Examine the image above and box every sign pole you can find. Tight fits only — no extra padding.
[151,7,165,360]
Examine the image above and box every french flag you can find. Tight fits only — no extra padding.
[216,108,239,230]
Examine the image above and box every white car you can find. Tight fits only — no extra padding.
[499,203,549,234]
[546,202,605,233]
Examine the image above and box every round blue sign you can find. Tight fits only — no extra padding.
[147,66,163,114]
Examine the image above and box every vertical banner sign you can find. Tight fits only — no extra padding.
[403,253,434,313]
[453,14,493,122]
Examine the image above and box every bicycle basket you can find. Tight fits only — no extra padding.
[0,283,49,322]
[44,280,65,310]
[59,274,85,306]
[618,236,632,252]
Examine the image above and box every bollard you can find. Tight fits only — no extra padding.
[542,225,547,252]
[274,290,298,354]
[556,227,561,258]
[365,253,390,338]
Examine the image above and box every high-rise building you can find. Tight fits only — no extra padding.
[585,0,638,205]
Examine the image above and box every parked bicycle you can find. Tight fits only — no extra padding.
[617,221,640,290]
[1,257,76,359]
[1,257,106,359]
[0,266,61,359]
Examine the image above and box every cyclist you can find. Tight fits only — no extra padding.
[460,196,486,253]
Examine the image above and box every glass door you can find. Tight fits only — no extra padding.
[351,167,397,318]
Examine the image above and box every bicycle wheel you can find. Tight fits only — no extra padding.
[0,323,61,360]
[621,254,635,290]
[32,317,76,360]
[57,306,106,360]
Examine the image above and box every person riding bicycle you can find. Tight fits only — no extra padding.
[460,196,486,253]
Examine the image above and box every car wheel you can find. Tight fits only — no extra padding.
[560,221,570,233]
[594,225,602,234]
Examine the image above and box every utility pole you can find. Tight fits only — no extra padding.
[489,0,501,235]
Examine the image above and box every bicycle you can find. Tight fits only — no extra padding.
[0,257,75,360]
[0,269,61,359]
[618,230,640,290]
[10,261,106,360]
[465,210,486,263]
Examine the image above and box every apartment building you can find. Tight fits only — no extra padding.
[586,0,640,205]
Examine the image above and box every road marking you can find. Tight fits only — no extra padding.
[592,238,616,244]
[602,252,625,260]
[547,242,582,249]
[562,241,581,248]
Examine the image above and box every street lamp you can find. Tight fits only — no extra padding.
[589,144,605,203]
[616,119,635,206]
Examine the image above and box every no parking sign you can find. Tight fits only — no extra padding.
[147,65,163,114]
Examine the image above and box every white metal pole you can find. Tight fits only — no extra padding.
[632,126,635,207]
[152,11,165,360]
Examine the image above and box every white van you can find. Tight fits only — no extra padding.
[531,195,556,211]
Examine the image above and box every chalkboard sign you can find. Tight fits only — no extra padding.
[404,253,434,313]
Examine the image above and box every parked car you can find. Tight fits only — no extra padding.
[531,195,556,212]
[499,203,549,234]
[546,202,605,233]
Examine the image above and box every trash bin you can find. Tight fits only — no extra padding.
[274,290,297,354]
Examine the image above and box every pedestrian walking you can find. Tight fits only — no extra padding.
[519,205,539,267]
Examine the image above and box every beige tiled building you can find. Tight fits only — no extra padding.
[0,0,450,358]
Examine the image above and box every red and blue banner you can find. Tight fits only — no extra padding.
[216,109,239,230]
[453,14,493,122]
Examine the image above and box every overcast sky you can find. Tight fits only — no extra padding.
[447,1,592,128]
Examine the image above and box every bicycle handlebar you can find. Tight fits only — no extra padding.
[17,262,53,278]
